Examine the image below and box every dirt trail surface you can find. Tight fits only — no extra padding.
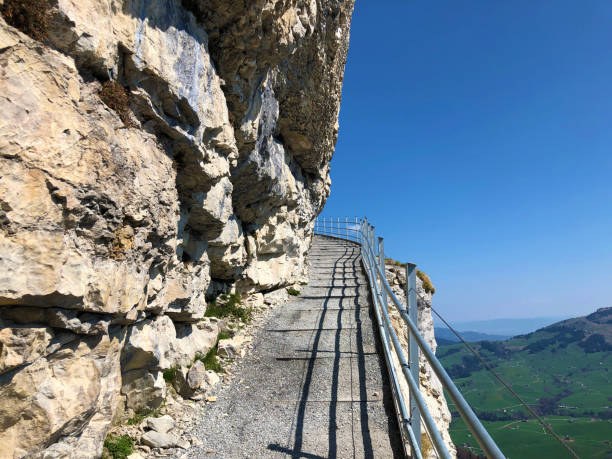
[178,235,403,458]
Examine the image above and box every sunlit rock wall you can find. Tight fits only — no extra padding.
[0,0,354,456]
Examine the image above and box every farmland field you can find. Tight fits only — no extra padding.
[437,308,612,458]
[449,416,612,458]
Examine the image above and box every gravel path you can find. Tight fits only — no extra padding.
[178,236,403,458]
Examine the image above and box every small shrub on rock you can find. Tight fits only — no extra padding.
[385,257,405,267]
[193,330,232,373]
[1,0,51,41]
[162,365,179,385]
[195,346,223,373]
[126,405,163,425]
[417,270,435,294]
[103,434,133,459]
[383,258,436,294]
[98,80,132,126]
[205,293,252,323]
[287,287,300,296]
[218,331,231,341]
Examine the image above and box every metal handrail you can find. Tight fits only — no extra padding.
[313,216,505,459]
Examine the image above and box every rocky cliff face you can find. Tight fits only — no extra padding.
[0,0,354,456]
[385,263,456,458]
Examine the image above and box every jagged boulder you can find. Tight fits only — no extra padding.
[187,360,207,390]
[0,331,124,457]
[121,369,167,412]
[141,431,179,449]
[121,316,218,371]
[146,415,175,434]
[217,336,248,359]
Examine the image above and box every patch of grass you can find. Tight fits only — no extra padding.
[383,258,435,294]
[103,434,133,459]
[385,257,406,267]
[126,412,147,426]
[218,331,231,341]
[416,269,435,294]
[126,405,162,425]
[287,287,301,296]
[98,81,132,126]
[1,0,51,42]
[162,365,179,385]
[193,330,232,373]
[194,346,223,373]
[205,293,252,323]
[420,432,433,458]
[300,281,308,286]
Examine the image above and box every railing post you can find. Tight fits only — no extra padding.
[406,262,421,449]
[345,216,349,240]
[377,238,388,313]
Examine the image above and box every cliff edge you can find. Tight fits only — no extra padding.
[385,263,456,457]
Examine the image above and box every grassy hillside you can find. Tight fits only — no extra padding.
[437,307,612,458]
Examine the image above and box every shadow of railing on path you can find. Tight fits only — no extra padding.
[267,243,378,458]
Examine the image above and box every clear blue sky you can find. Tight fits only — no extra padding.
[322,1,612,322]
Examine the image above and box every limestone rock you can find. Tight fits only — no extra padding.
[0,307,111,336]
[172,367,195,399]
[121,316,218,373]
[121,316,177,372]
[204,370,221,388]
[0,0,354,455]
[263,288,290,306]
[141,431,179,449]
[121,369,166,413]
[173,320,219,368]
[217,336,248,359]
[0,331,124,458]
[146,415,175,434]
[187,360,206,390]
[163,268,208,323]
[0,322,52,374]
[244,293,265,310]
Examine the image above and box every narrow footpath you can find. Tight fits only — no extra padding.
[182,235,403,458]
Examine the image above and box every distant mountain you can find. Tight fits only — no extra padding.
[439,316,569,336]
[436,337,458,346]
[438,307,612,458]
[435,327,511,343]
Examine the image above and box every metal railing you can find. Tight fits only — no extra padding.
[314,216,362,243]
[314,216,505,459]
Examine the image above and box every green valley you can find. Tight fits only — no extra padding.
[438,307,612,458]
